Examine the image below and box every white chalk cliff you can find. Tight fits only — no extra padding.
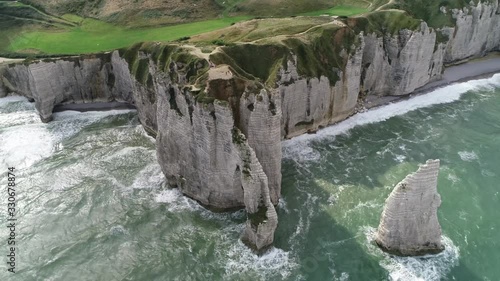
[376,159,443,256]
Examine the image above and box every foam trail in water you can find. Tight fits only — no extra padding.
[458,151,479,162]
[223,240,298,280]
[283,74,500,160]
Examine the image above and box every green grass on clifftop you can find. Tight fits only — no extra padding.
[386,0,491,28]
[1,0,376,55]
[7,15,250,54]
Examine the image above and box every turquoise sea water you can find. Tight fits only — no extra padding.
[0,74,499,280]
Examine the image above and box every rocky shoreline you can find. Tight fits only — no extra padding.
[361,53,500,110]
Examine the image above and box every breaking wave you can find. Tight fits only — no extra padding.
[0,97,137,169]
[283,73,500,160]
[223,241,298,280]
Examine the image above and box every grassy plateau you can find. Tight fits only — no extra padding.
[7,15,251,54]
[0,0,376,55]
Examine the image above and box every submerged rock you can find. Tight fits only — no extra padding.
[376,159,444,256]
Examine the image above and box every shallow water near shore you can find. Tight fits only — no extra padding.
[1,74,499,280]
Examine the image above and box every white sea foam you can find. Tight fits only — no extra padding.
[0,124,55,169]
[458,151,479,162]
[224,240,298,280]
[395,154,407,163]
[103,146,151,162]
[278,197,290,213]
[154,188,203,212]
[335,272,349,281]
[52,108,136,120]
[481,169,496,177]
[446,173,460,184]
[0,110,40,128]
[362,226,460,281]
[155,188,186,204]
[130,163,164,189]
[0,98,137,169]
[0,96,28,106]
[343,200,383,218]
[283,74,500,160]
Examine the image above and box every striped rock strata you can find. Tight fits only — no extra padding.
[376,159,444,256]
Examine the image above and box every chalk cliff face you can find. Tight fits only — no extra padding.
[361,23,446,97]
[443,1,500,63]
[279,41,364,138]
[277,23,447,138]
[276,2,500,138]
[154,76,279,250]
[375,159,444,256]
[0,1,499,251]
[0,54,134,122]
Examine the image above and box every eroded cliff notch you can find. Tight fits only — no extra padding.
[376,159,444,256]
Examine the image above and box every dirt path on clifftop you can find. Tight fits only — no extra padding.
[0,57,23,64]
[376,0,395,11]
[250,20,345,44]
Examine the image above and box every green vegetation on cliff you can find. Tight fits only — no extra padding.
[20,0,223,27]
[233,0,376,17]
[118,42,209,87]
[2,0,485,56]
[385,0,493,28]
[1,0,375,55]
[7,14,250,55]
[298,5,369,17]
[205,18,361,87]
[346,10,422,35]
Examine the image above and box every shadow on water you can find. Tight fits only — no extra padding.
[276,159,388,280]
[276,98,486,280]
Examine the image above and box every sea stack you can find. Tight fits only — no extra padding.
[375,159,444,256]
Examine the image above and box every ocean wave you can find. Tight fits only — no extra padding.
[154,188,203,213]
[223,240,298,280]
[0,111,40,128]
[0,95,28,106]
[130,163,164,189]
[0,99,140,170]
[343,200,383,219]
[52,108,136,120]
[0,124,55,169]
